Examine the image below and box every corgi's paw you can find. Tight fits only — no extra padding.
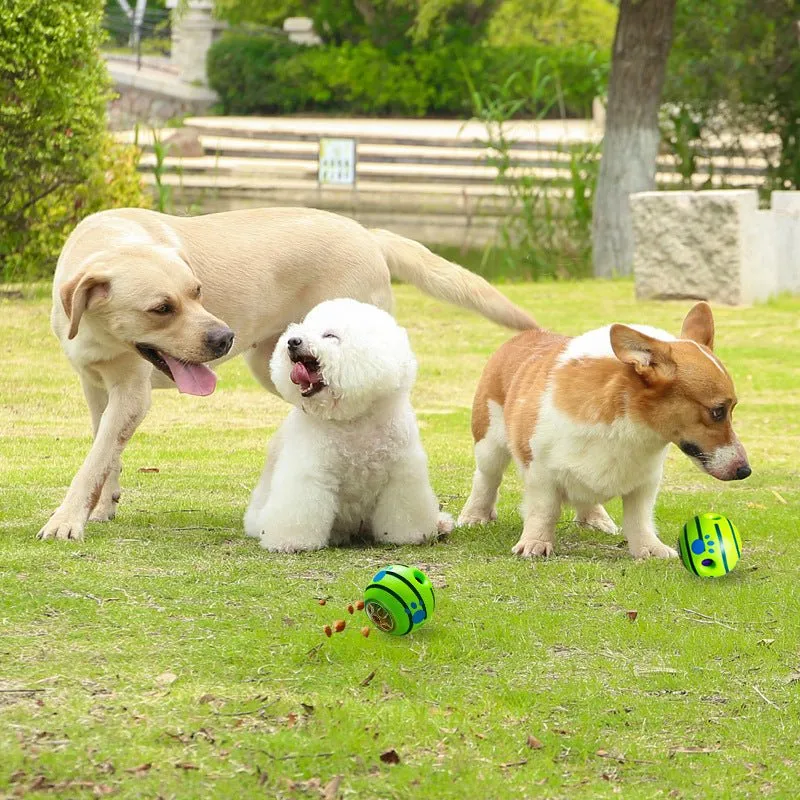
[575,504,619,534]
[457,505,497,526]
[575,504,618,535]
[630,539,678,560]
[512,536,554,558]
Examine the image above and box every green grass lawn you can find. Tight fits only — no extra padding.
[1,281,799,799]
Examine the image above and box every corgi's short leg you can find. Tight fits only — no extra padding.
[622,479,677,559]
[458,434,511,526]
[575,504,618,535]
[512,466,562,557]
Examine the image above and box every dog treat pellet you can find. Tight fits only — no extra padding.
[318,599,327,606]
[323,625,332,637]
[347,604,354,615]
[333,619,346,633]
[355,600,365,611]
[361,626,370,638]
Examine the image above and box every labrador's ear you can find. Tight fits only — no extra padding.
[60,271,111,340]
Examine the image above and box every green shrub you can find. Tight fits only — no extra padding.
[207,33,609,119]
[663,0,800,192]
[0,0,148,282]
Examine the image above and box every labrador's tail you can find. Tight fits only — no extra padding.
[369,229,537,331]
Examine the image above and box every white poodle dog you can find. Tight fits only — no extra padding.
[244,298,453,552]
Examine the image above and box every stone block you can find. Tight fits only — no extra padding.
[771,191,800,293]
[631,189,773,305]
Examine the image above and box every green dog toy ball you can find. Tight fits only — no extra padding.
[678,513,742,577]
[364,564,435,636]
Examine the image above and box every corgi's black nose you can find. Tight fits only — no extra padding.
[735,465,752,480]
[288,337,302,350]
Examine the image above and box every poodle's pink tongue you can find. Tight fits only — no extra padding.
[290,362,320,388]
[161,353,217,396]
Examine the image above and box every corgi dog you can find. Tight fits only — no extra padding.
[457,302,750,559]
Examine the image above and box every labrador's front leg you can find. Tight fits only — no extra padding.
[38,361,152,541]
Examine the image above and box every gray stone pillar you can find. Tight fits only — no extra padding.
[171,0,227,86]
[631,189,778,305]
[772,192,800,294]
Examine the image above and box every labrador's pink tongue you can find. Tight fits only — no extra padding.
[161,352,217,396]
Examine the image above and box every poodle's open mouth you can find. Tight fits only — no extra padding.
[290,355,326,397]
[136,344,217,397]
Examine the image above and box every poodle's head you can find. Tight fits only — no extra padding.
[270,299,416,420]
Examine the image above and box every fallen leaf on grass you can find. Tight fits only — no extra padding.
[323,775,342,800]
[596,749,625,763]
[380,749,400,765]
[360,670,376,687]
[197,693,217,705]
[124,763,151,776]
[500,759,528,769]
[526,735,543,750]
[626,610,638,622]
[155,672,178,687]
[174,762,200,770]
[138,467,160,473]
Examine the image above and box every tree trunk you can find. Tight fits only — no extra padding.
[592,0,677,277]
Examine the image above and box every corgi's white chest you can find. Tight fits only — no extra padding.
[527,389,667,505]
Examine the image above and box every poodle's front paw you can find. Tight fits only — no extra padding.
[258,532,327,553]
[436,512,454,536]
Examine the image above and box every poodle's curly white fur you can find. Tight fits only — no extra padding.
[244,298,453,552]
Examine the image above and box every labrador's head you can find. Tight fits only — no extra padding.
[60,245,234,395]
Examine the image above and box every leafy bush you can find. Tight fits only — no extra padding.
[0,0,149,282]
[489,0,617,50]
[663,0,800,192]
[469,69,600,280]
[207,33,609,118]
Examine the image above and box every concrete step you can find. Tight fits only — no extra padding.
[137,151,769,189]
[123,128,772,179]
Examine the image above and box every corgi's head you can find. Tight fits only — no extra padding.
[610,302,750,482]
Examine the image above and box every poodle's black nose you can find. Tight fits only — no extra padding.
[735,465,752,480]
[288,337,302,350]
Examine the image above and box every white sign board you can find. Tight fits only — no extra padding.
[318,138,357,186]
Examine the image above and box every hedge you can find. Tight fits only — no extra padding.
[1,0,148,281]
[207,35,609,118]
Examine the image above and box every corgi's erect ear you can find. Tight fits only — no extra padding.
[680,301,715,350]
[60,270,111,340]
[610,324,676,383]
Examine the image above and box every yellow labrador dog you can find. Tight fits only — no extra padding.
[41,206,536,541]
